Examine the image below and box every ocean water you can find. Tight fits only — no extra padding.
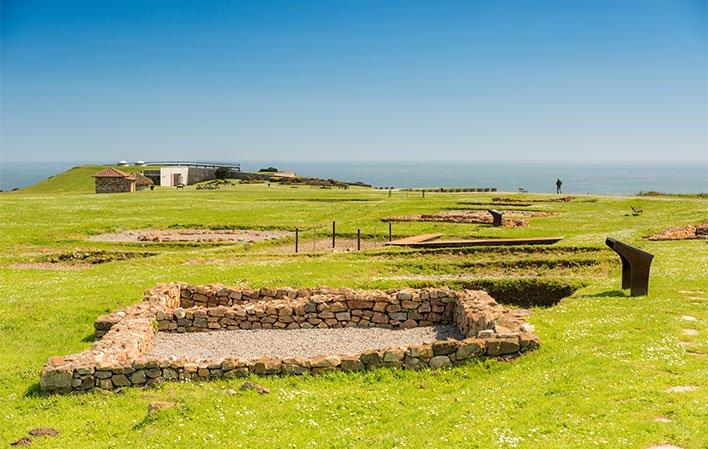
[1,160,706,195]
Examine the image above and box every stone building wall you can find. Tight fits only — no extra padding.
[95,177,134,194]
[41,283,540,393]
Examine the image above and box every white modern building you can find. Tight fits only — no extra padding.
[159,166,218,187]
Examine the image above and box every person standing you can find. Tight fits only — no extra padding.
[556,178,563,194]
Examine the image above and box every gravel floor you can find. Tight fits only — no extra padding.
[147,325,463,360]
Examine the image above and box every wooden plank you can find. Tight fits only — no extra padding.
[386,233,443,246]
[390,236,564,248]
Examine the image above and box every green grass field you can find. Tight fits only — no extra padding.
[0,167,706,448]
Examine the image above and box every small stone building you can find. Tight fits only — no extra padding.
[94,167,153,194]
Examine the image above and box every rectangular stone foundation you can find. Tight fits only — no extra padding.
[41,283,539,393]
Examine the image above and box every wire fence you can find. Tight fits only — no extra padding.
[292,221,390,254]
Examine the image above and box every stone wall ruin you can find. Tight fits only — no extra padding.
[42,283,539,393]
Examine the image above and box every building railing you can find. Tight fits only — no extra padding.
[144,161,241,171]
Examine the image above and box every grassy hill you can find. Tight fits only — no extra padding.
[15,165,161,194]
[0,185,706,448]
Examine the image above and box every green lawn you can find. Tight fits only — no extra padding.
[0,168,706,448]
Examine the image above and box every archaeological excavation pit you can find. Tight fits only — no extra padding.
[40,283,539,393]
[88,228,292,243]
[381,211,553,227]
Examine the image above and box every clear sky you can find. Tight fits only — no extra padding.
[1,0,706,162]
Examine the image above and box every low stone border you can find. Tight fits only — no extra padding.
[41,283,539,393]
[382,212,530,227]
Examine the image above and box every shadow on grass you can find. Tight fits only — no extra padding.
[24,382,47,398]
[579,290,627,298]
[81,333,96,343]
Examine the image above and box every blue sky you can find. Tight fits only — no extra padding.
[1,0,706,162]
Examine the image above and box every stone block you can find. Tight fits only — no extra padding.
[429,355,452,369]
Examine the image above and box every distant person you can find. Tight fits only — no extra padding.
[556,178,563,194]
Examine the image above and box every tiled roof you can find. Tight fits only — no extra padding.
[133,173,154,185]
[94,167,132,178]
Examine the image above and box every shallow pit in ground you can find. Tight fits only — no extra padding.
[148,325,463,360]
[9,250,156,269]
[88,228,291,243]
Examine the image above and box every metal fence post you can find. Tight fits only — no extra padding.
[295,227,299,253]
[332,221,336,248]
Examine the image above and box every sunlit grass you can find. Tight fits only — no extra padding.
[0,171,706,448]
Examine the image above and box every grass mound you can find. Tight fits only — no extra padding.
[16,165,160,194]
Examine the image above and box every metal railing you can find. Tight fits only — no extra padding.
[144,161,241,171]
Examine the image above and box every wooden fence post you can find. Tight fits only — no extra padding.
[295,227,299,253]
[357,229,361,251]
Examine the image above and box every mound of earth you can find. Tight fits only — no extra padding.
[648,224,708,241]
[89,229,291,243]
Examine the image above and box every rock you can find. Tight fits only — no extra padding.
[310,355,341,368]
[129,370,146,385]
[147,401,179,413]
[519,333,540,351]
[520,323,535,333]
[486,338,521,356]
[340,356,364,372]
[429,355,452,369]
[397,291,412,300]
[282,359,309,375]
[10,437,32,446]
[29,428,59,437]
[382,348,404,362]
[372,312,389,324]
[250,357,281,375]
[225,388,237,396]
[407,344,433,359]
[40,367,72,392]
[400,319,417,329]
[403,356,423,370]
[432,339,458,356]
[455,339,485,360]
[97,378,113,390]
[477,329,495,338]
[240,381,270,395]
[111,374,131,388]
[360,350,382,365]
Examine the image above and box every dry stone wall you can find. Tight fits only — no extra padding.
[42,283,540,393]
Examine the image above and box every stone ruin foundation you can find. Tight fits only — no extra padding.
[41,283,540,393]
[381,212,539,227]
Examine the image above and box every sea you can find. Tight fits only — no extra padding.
[1,160,706,195]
